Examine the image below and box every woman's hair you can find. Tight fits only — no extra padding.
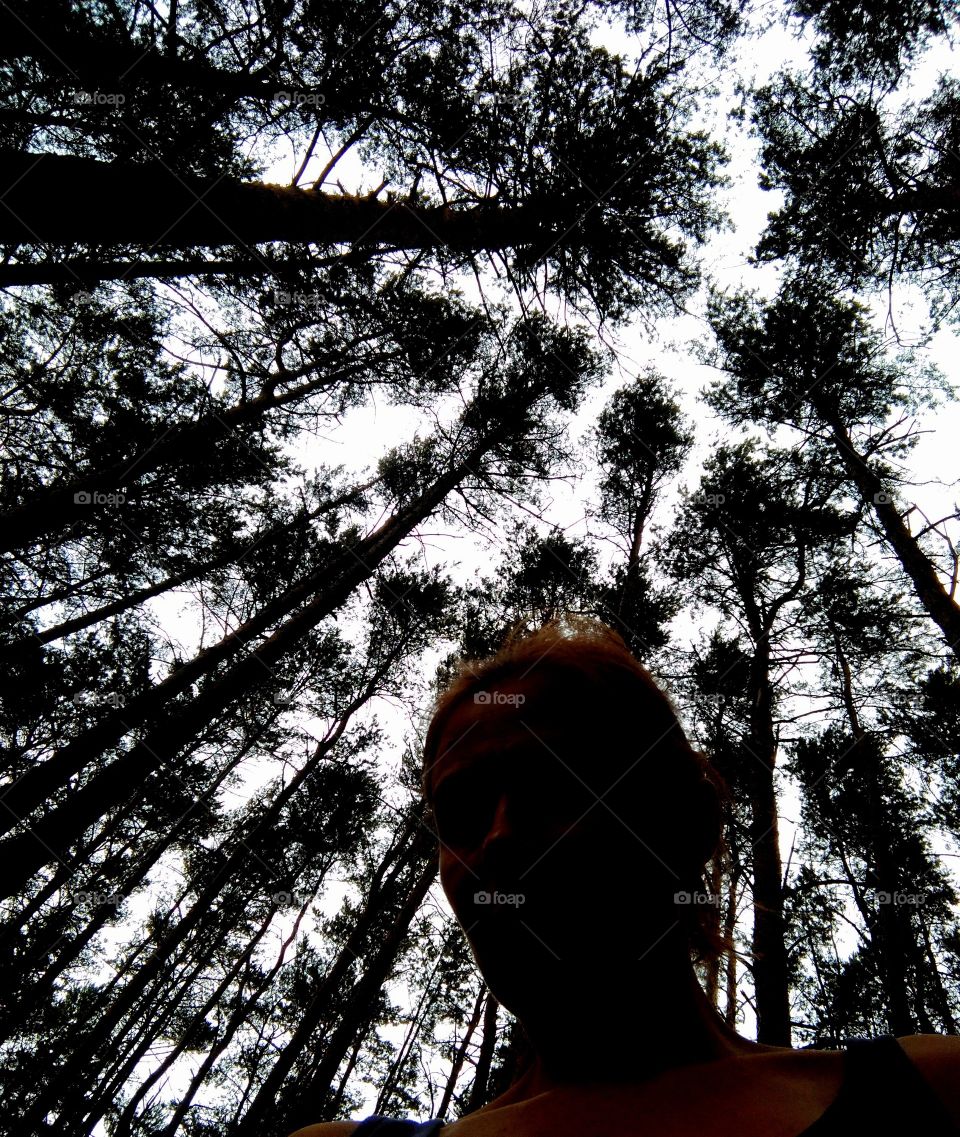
[421,615,735,965]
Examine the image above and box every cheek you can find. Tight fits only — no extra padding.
[439,852,476,919]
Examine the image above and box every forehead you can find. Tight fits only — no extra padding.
[428,669,613,789]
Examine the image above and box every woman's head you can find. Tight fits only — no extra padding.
[421,617,731,1015]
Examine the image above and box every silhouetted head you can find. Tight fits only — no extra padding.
[421,618,730,1021]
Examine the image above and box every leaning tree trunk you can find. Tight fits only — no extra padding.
[464,992,500,1113]
[0,400,530,887]
[16,690,374,1134]
[0,366,373,554]
[244,816,438,1137]
[823,411,960,660]
[329,1030,367,1118]
[372,929,460,1117]
[108,900,283,1136]
[0,154,552,257]
[149,904,312,1137]
[0,480,374,655]
[437,985,487,1120]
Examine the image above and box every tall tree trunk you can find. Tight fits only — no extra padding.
[104,901,282,1133]
[1,738,253,1045]
[832,632,914,1036]
[724,868,739,1029]
[1,480,374,657]
[373,932,456,1116]
[0,252,355,288]
[704,855,724,1008]
[16,694,372,1132]
[68,931,223,1137]
[329,1030,366,1118]
[745,634,792,1045]
[117,901,310,1137]
[921,923,958,1034]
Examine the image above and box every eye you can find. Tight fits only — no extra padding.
[433,777,495,844]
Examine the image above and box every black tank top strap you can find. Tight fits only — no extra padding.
[799,1034,959,1134]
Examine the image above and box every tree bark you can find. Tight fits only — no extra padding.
[0,154,550,251]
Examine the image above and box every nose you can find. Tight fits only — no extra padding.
[477,791,536,884]
[481,792,514,853]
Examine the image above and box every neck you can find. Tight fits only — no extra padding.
[496,948,766,1102]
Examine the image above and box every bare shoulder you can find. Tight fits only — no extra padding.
[896,1033,960,1125]
[286,1123,362,1137]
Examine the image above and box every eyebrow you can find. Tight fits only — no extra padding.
[433,739,569,796]
[433,763,491,796]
